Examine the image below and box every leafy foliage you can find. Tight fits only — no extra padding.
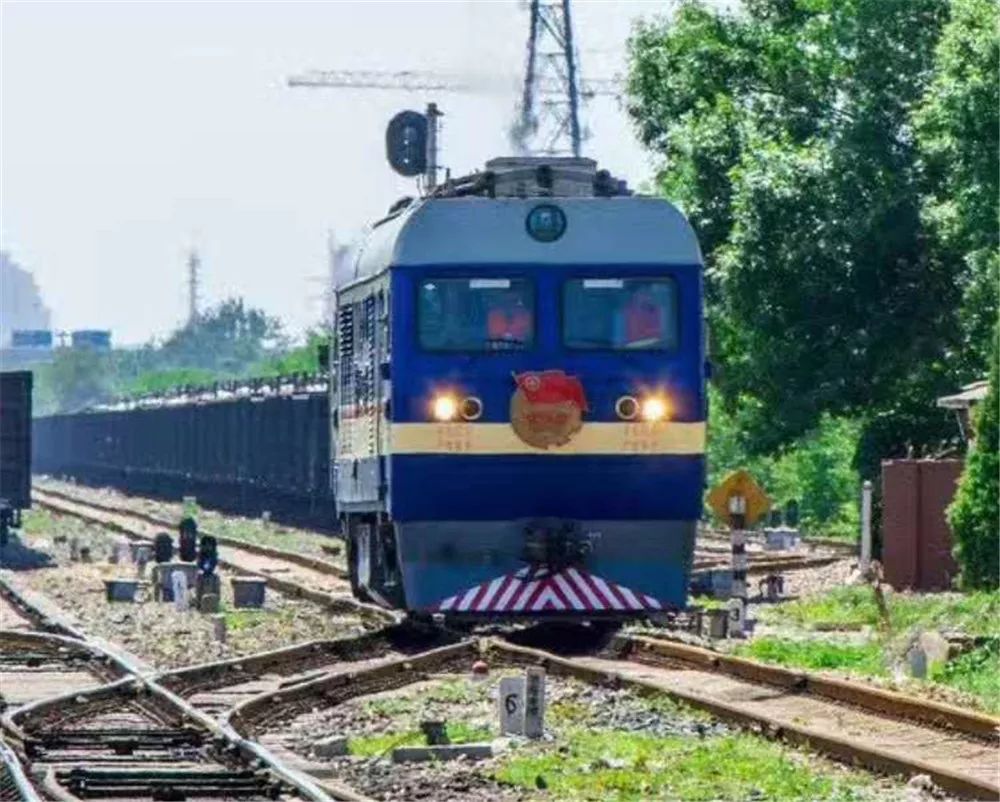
[948,328,1000,589]
[158,298,285,373]
[628,0,998,471]
[708,387,861,536]
[32,297,321,414]
[930,639,1000,712]
[737,637,887,676]
[915,0,1000,371]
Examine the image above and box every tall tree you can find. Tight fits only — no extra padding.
[915,0,1000,374]
[948,326,999,589]
[159,298,284,373]
[628,0,998,472]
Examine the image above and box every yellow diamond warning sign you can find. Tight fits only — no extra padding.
[707,469,771,526]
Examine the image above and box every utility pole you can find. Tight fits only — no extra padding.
[187,249,201,325]
[425,103,442,190]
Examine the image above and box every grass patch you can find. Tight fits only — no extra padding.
[689,594,728,611]
[348,730,422,757]
[736,637,887,676]
[363,695,416,718]
[753,587,1000,710]
[495,730,875,801]
[931,640,1000,713]
[761,586,1000,637]
[221,607,297,632]
[425,677,479,704]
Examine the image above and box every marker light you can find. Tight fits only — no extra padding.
[460,396,483,421]
[615,395,639,421]
[641,396,669,422]
[432,395,458,422]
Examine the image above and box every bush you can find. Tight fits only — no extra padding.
[948,328,999,590]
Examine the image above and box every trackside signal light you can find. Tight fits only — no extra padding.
[432,395,458,422]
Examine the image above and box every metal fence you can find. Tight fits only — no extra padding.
[33,387,335,530]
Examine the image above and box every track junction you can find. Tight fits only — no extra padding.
[1,483,997,800]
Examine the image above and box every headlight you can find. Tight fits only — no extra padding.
[432,395,458,421]
[640,396,669,422]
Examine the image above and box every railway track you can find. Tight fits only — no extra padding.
[34,483,846,600]
[19,484,1000,798]
[219,631,999,800]
[31,487,395,625]
[0,576,366,801]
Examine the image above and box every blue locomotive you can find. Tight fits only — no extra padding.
[334,157,706,618]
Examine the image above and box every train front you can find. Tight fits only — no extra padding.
[388,170,706,619]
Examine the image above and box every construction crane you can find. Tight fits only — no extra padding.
[287,0,617,158]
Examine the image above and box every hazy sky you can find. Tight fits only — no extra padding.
[2,1,678,345]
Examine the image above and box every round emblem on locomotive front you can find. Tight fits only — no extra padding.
[510,370,589,449]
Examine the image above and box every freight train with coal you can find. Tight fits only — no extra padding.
[1,370,33,545]
[34,156,708,621]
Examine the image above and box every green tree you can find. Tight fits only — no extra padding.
[252,329,330,377]
[160,298,285,373]
[627,0,995,472]
[948,328,999,589]
[33,348,115,414]
[915,0,1000,373]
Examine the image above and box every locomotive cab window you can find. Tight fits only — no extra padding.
[418,278,534,351]
[563,277,678,350]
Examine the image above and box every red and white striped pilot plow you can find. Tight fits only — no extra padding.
[434,566,662,613]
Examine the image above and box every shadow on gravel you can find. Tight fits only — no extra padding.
[0,535,55,571]
[502,621,623,656]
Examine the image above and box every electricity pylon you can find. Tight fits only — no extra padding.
[287,0,615,158]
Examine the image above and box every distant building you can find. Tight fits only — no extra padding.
[71,330,112,351]
[0,251,51,348]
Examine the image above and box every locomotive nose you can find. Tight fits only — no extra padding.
[522,518,593,571]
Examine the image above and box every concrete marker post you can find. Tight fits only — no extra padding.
[498,676,526,735]
[860,480,873,575]
[524,668,545,739]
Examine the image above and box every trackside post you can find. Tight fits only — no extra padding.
[728,494,748,636]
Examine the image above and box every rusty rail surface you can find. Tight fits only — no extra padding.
[620,634,1000,739]
[223,634,999,800]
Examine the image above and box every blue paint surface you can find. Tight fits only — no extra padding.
[390,264,706,426]
[389,453,705,521]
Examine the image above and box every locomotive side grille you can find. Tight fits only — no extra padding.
[362,295,377,453]
[338,303,355,406]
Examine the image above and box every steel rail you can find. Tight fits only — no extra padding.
[34,485,349,579]
[221,634,999,801]
[0,736,43,802]
[0,564,356,802]
[32,490,398,626]
[490,640,1000,801]
[620,633,1000,739]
